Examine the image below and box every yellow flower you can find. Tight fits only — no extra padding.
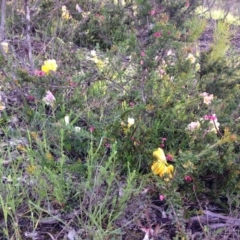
[151,161,174,179]
[17,144,27,152]
[153,148,167,163]
[152,161,165,175]
[41,59,58,74]
[26,165,37,174]
[30,131,38,140]
[46,152,54,161]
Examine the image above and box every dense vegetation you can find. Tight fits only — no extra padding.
[0,0,239,239]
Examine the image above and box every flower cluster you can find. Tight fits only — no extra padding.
[151,148,174,180]
[187,114,220,134]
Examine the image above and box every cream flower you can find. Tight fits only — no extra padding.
[1,42,8,54]
[200,92,214,105]
[186,53,196,64]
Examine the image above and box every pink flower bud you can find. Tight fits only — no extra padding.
[129,102,135,107]
[34,70,45,76]
[166,154,173,161]
[149,9,155,16]
[159,194,165,201]
[153,32,162,38]
[89,126,95,133]
[184,175,193,182]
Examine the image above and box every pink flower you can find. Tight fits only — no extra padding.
[185,1,190,7]
[162,137,167,142]
[34,70,45,76]
[26,95,35,102]
[89,126,95,133]
[204,114,217,121]
[160,143,165,148]
[141,51,145,57]
[140,60,144,65]
[166,154,173,162]
[159,194,165,201]
[149,9,156,16]
[105,143,111,148]
[153,32,161,38]
[129,102,135,107]
[184,175,193,182]
[42,90,55,107]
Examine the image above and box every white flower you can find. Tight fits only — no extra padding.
[127,117,135,127]
[167,49,173,56]
[76,4,82,13]
[90,50,97,56]
[74,127,81,132]
[64,115,70,125]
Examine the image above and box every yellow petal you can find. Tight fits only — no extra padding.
[153,148,167,163]
[151,161,166,175]
[165,165,174,178]
[41,65,49,74]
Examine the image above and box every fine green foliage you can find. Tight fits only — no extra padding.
[0,0,239,239]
